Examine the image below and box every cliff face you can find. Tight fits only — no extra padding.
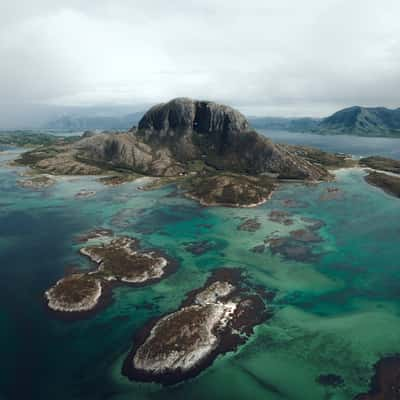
[75,98,328,179]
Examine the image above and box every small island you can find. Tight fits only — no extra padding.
[44,236,177,318]
[80,237,170,284]
[122,268,270,385]
[45,273,103,313]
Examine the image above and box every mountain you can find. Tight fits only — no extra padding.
[45,112,143,131]
[317,106,400,137]
[249,116,320,132]
[16,98,343,206]
[74,98,329,179]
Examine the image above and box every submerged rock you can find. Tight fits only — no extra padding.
[281,199,309,208]
[238,218,262,232]
[354,356,400,399]
[265,236,317,262]
[289,229,323,243]
[184,240,216,255]
[319,187,344,201]
[75,189,96,199]
[268,210,293,225]
[301,217,325,231]
[316,373,344,387]
[122,268,269,385]
[251,244,265,253]
[17,175,55,189]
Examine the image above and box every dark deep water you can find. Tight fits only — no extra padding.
[1,134,400,399]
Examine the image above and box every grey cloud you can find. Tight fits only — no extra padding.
[1,0,400,127]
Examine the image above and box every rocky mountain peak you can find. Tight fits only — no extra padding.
[138,97,249,135]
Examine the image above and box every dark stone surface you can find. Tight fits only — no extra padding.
[268,210,293,225]
[354,355,400,399]
[238,218,262,232]
[251,244,265,253]
[184,240,216,255]
[364,171,400,198]
[289,229,323,243]
[316,373,344,387]
[122,268,271,386]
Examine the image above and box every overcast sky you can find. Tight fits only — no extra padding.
[1,0,400,127]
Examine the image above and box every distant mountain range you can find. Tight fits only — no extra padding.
[45,106,400,138]
[45,112,143,131]
[250,106,400,137]
[248,116,320,132]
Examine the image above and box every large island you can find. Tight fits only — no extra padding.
[13,98,346,207]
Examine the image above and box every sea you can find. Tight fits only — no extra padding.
[1,131,400,400]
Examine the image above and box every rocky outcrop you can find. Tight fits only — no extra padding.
[364,171,400,198]
[354,356,400,399]
[44,236,178,319]
[17,175,56,189]
[122,268,269,385]
[360,156,400,174]
[183,173,276,207]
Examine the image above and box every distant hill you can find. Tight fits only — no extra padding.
[317,106,400,137]
[250,106,400,138]
[249,116,320,132]
[45,112,143,131]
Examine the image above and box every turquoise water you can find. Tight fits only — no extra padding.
[1,144,400,399]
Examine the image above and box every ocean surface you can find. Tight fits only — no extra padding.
[259,129,400,159]
[1,134,400,400]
